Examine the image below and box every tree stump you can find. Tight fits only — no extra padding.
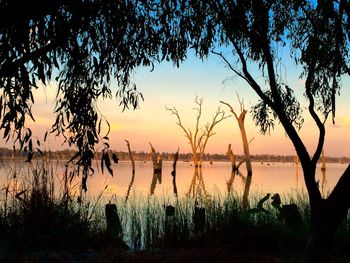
[166,205,175,217]
[165,205,176,246]
[105,203,122,239]
[193,206,205,232]
[282,204,301,230]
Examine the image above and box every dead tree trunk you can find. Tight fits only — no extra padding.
[226,143,236,171]
[125,139,135,174]
[149,143,162,195]
[149,143,162,173]
[221,99,252,176]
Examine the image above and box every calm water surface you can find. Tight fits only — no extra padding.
[1,160,347,200]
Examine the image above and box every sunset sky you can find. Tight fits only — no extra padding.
[7,50,350,157]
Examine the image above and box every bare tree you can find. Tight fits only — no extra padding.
[226,143,245,173]
[221,98,252,175]
[125,140,135,174]
[166,96,229,167]
[149,143,162,173]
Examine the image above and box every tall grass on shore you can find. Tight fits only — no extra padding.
[0,159,350,260]
[0,159,108,253]
[117,190,350,258]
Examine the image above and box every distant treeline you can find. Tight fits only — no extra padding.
[0,147,348,164]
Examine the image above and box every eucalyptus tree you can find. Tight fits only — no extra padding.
[3,0,350,260]
[158,0,350,261]
[0,0,181,191]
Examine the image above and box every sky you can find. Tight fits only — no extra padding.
[4,49,350,157]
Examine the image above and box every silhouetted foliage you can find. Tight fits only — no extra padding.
[0,0,185,190]
[158,1,350,261]
[2,1,350,260]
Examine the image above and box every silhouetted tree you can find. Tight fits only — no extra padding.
[0,0,182,191]
[3,2,350,260]
[159,0,350,261]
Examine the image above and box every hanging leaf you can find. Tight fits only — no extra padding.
[44,131,48,142]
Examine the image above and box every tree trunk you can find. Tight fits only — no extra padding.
[302,227,333,263]
[238,120,252,176]
[302,164,350,262]
[302,204,339,263]
[226,144,236,171]
[242,172,252,210]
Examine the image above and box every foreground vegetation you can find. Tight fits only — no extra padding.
[0,160,350,262]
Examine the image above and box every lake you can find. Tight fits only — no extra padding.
[1,159,346,202]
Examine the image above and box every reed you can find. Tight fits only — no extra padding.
[0,159,350,260]
[0,159,109,254]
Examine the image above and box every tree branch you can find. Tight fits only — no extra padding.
[166,106,192,141]
[305,56,325,165]
[211,50,249,82]
[0,41,57,77]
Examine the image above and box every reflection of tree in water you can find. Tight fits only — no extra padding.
[226,168,252,210]
[124,170,135,203]
[171,149,179,197]
[150,171,162,195]
[149,143,163,195]
[124,140,136,202]
[320,149,327,197]
[321,168,327,198]
[227,169,246,193]
[242,173,252,210]
[226,169,236,193]
[187,167,208,200]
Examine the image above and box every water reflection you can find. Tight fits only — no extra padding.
[295,162,299,188]
[171,149,179,197]
[187,167,208,199]
[226,169,236,193]
[150,170,162,195]
[321,168,327,197]
[0,160,344,199]
[125,169,135,203]
[242,173,252,209]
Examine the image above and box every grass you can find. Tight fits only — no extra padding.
[0,159,349,262]
[0,159,120,258]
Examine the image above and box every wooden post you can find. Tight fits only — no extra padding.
[193,205,206,233]
[105,203,122,239]
[164,205,176,246]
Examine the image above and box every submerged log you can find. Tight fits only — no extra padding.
[249,193,270,214]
